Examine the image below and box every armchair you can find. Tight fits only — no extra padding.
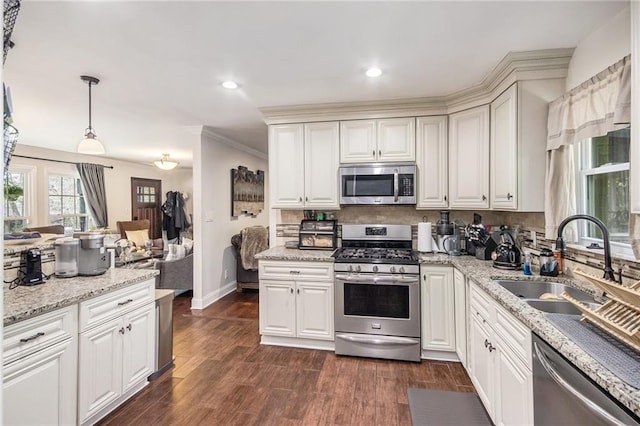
[116,220,163,250]
[153,253,193,290]
[231,226,268,292]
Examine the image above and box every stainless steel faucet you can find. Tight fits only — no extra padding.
[555,214,617,282]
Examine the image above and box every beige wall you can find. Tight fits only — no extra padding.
[192,128,268,310]
[566,5,630,90]
[10,144,193,231]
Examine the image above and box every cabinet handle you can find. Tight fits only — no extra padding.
[372,150,375,157]
[290,270,301,274]
[484,339,489,348]
[482,195,487,201]
[290,288,294,294]
[378,150,381,157]
[119,327,125,335]
[20,332,45,343]
[297,289,300,294]
[127,324,132,331]
[117,298,134,306]
[299,196,302,202]
[444,195,447,202]
[488,344,496,353]
[305,196,308,202]
[507,193,513,200]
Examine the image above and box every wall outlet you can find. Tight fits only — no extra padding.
[224,269,228,279]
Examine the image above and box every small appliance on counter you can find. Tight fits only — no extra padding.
[74,232,110,275]
[54,237,80,278]
[19,248,44,285]
[298,220,337,250]
[435,210,454,252]
[492,229,522,270]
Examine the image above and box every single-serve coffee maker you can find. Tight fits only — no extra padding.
[55,238,80,278]
[74,233,110,276]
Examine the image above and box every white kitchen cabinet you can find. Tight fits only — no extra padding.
[468,281,533,426]
[420,265,455,353]
[453,268,467,367]
[259,261,334,342]
[416,116,448,208]
[78,279,155,426]
[3,306,78,426]
[340,118,415,163]
[269,122,340,209]
[490,80,565,211]
[448,105,490,209]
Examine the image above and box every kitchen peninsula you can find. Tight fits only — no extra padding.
[3,266,159,425]
[255,246,640,422]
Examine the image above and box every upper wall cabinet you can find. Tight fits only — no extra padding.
[416,116,448,209]
[448,106,490,209]
[490,80,565,211]
[340,118,415,163]
[269,122,340,209]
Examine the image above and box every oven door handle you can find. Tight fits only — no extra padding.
[337,334,418,346]
[335,274,419,284]
[394,170,399,202]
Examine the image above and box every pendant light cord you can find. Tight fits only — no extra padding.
[88,80,92,131]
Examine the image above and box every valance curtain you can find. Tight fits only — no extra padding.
[76,163,109,228]
[544,55,639,260]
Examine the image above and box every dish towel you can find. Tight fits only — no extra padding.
[240,226,268,270]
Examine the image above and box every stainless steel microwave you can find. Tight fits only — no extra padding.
[339,163,416,205]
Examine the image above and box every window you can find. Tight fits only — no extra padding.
[4,167,34,233]
[577,127,630,249]
[48,173,91,231]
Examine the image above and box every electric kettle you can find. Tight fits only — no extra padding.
[492,230,522,270]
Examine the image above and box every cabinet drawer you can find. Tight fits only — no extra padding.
[495,304,531,367]
[259,261,334,281]
[79,279,154,332]
[3,305,77,365]
[470,282,493,323]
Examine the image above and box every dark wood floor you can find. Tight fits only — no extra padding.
[99,290,476,425]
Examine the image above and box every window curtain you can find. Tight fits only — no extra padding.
[76,163,109,228]
[545,55,638,260]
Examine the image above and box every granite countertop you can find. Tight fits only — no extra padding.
[4,268,159,326]
[257,246,640,416]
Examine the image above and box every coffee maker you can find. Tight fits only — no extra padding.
[74,233,110,276]
[54,238,80,278]
[435,211,454,252]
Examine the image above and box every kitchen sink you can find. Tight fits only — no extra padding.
[525,300,601,315]
[495,280,595,302]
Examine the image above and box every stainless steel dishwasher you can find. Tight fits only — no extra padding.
[532,334,639,425]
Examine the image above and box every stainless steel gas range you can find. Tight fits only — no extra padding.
[333,224,421,362]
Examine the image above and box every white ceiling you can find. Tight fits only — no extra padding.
[3,1,628,168]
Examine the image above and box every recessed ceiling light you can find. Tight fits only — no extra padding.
[221,81,239,89]
[366,68,382,78]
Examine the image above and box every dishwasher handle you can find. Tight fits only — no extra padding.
[533,341,626,426]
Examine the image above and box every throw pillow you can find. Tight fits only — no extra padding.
[182,237,194,255]
[125,229,150,247]
[165,243,186,261]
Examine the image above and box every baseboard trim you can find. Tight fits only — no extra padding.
[421,350,461,362]
[261,335,335,351]
[191,281,237,310]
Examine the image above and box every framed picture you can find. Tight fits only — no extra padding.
[231,166,264,217]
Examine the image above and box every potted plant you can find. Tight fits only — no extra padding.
[4,182,23,202]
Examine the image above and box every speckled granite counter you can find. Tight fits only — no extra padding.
[257,246,640,416]
[4,268,159,326]
[255,246,336,262]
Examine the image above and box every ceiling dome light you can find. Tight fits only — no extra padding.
[77,75,105,155]
[366,67,382,78]
[221,81,239,89]
[154,154,179,170]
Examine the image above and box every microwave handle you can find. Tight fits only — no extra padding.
[394,169,399,202]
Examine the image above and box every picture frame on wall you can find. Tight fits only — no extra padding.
[231,166,264,217]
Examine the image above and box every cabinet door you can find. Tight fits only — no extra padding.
[340,120,377,163]
[296,281,334,340]
[491,84,518,210]
[259,280,296,337]
[121,303,155,394]
[421,266,455,352]
[3,338,77,426]
[416,116,448,208]
[269,124,305,208]
[453,268,467,366]
[377,117,416,162]
[469,314,495,421]
[304,122,340,208]
[449,106,490,209]
[494,334,533,426]
[78,317,124,423]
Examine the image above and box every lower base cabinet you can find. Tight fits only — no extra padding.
[468,280,533,426]
[421,265,456,353]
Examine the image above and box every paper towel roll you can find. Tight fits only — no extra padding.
[418,222,433,252]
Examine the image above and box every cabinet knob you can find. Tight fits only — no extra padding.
[297,289,300,294]
[119,327,125,335]
[372,150,376,157]
[378,150,381,157]
[126,324,132,331]
[507,193,513,200]
[488,344,496,353]
[305,196,308,202]
[482,195,487,201]
[484,339,489,348]
[299,197,302,202]
[444,195,447,202]
[290,288,294,294]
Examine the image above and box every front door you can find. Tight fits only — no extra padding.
[130,177,162,239]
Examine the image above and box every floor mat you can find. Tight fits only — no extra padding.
[407,388,492,426]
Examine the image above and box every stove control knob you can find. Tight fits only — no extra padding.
[390,266,396,273]
[348,265,353,273]
[373,265,379,273]
[356,265,361,273]
[399,266,406,274]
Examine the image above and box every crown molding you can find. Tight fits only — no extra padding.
[201,126,268,160]
[260,48,574,124]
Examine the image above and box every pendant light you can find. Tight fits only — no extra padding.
[154,153,179,170]
[77,75,105,155]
